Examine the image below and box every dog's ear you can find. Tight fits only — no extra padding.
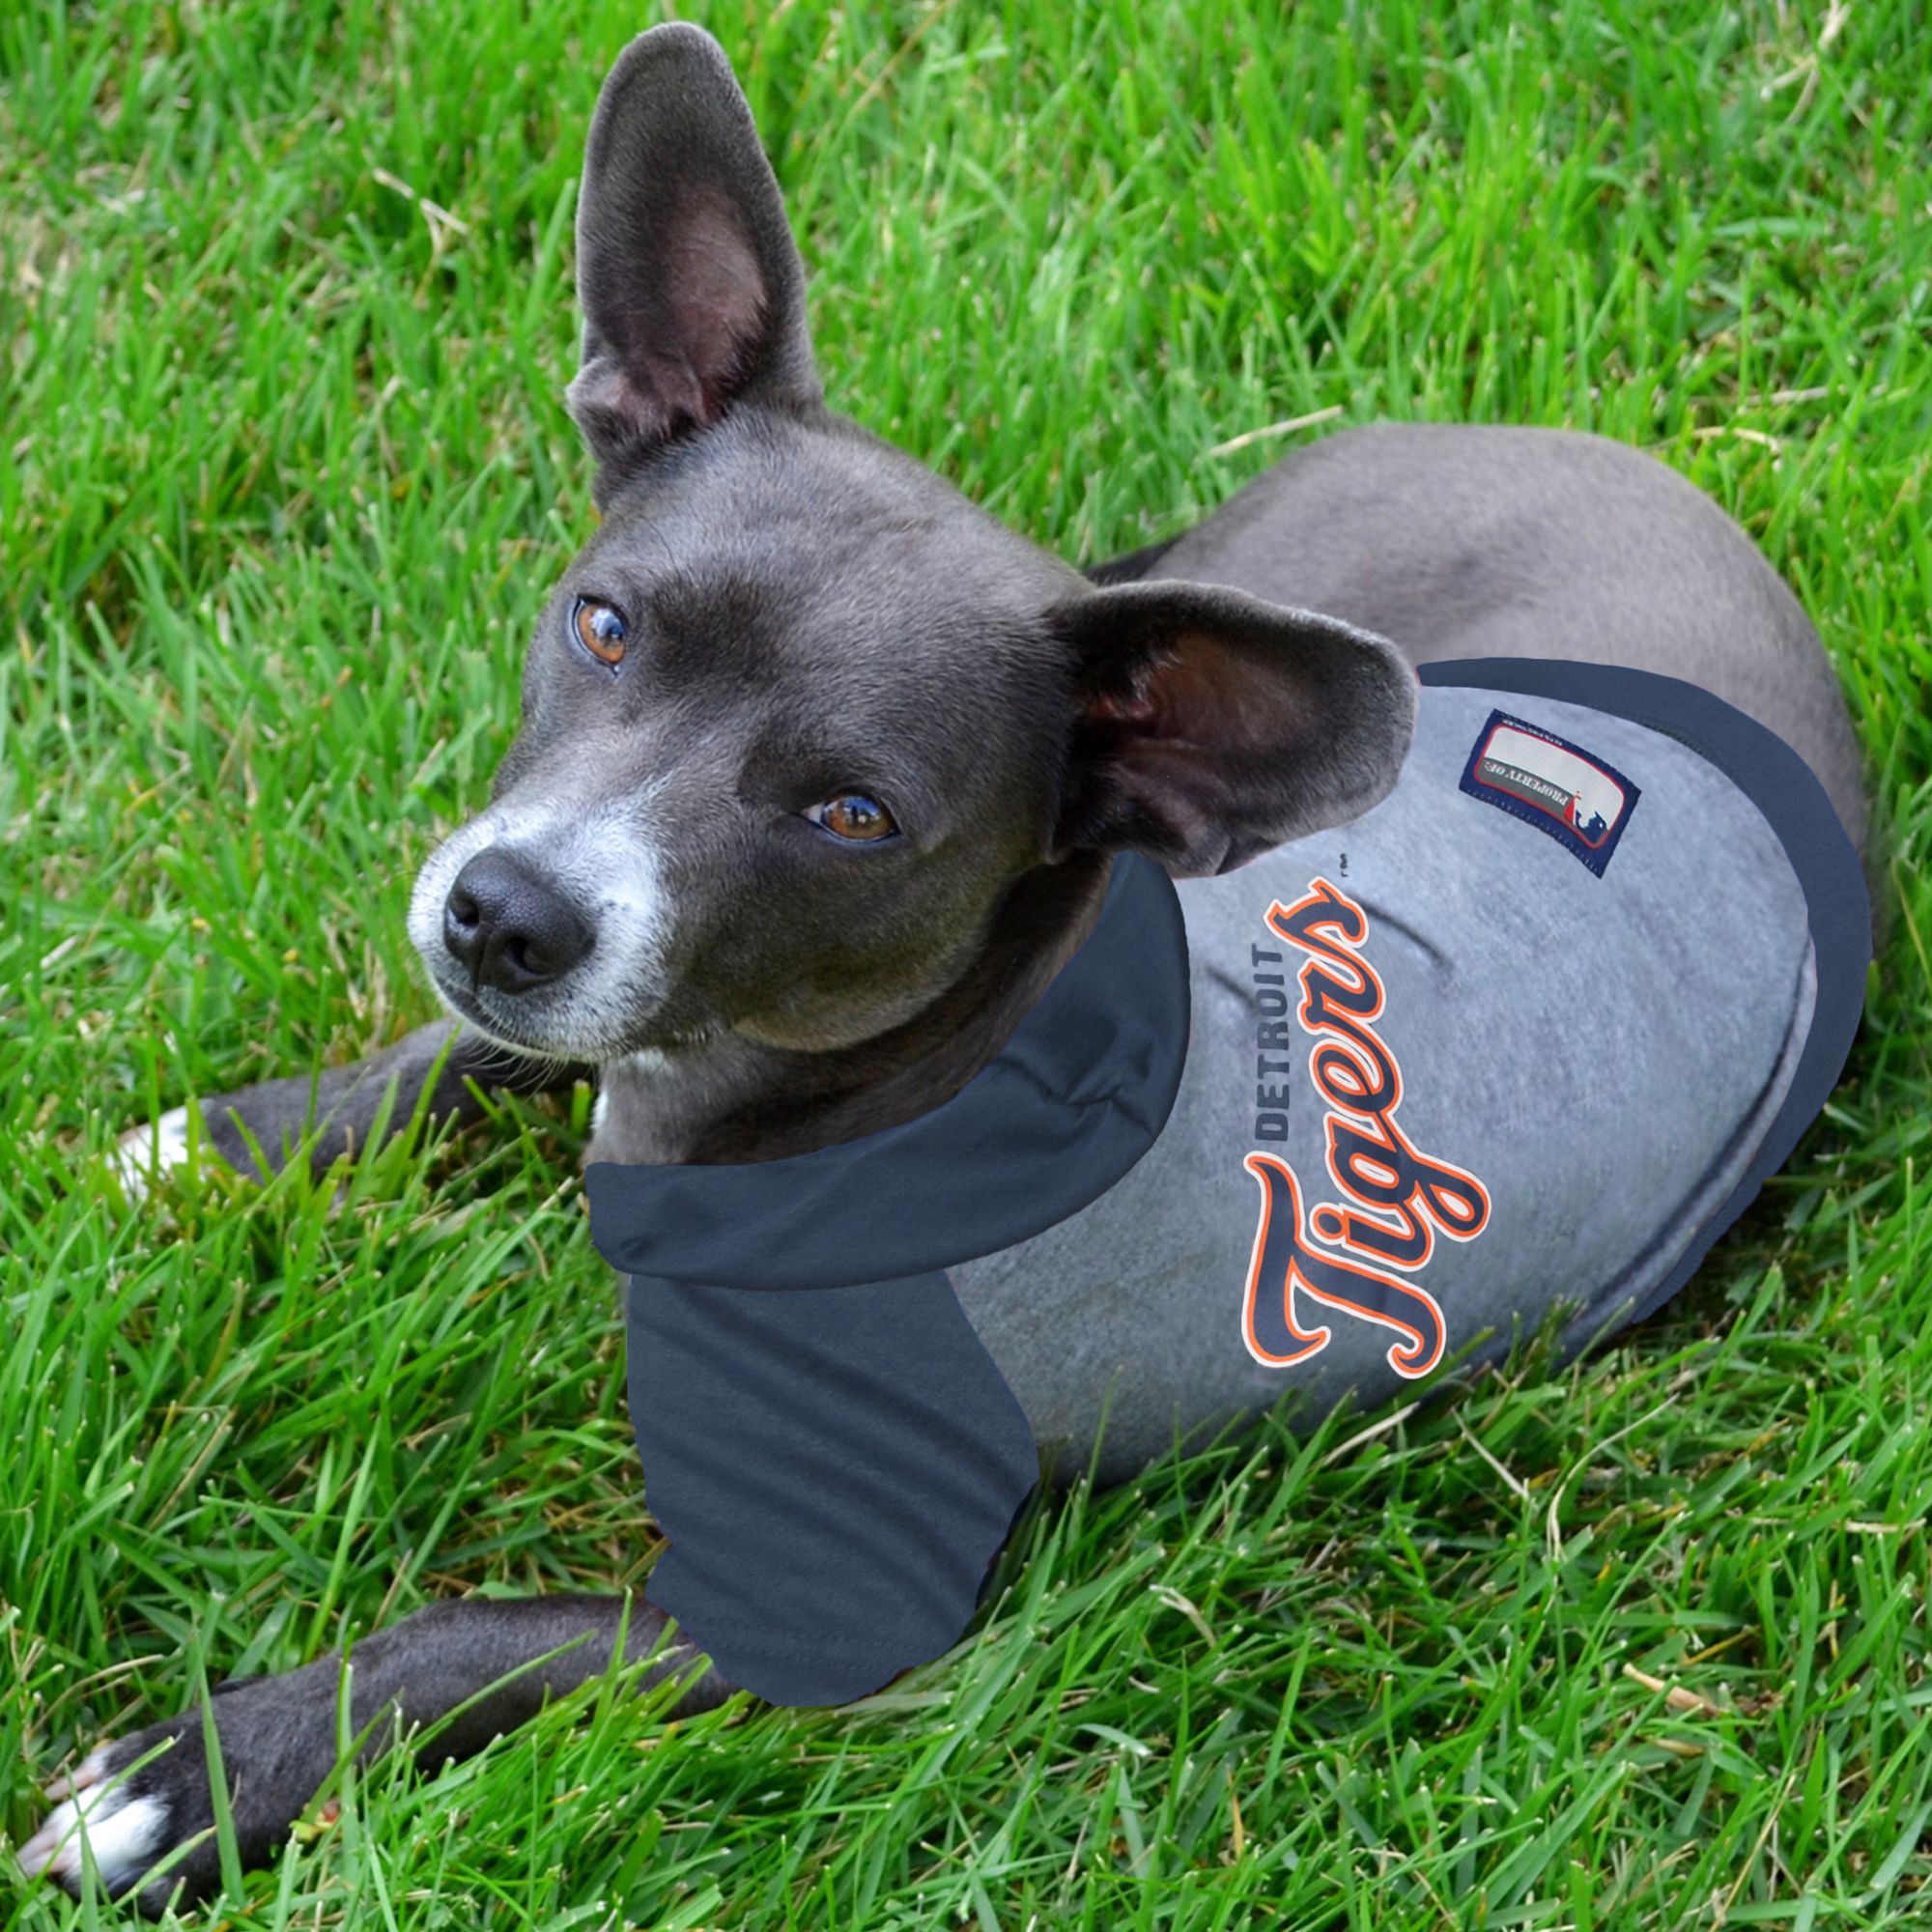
[565,24,820,488]
[1045,581,1419,877]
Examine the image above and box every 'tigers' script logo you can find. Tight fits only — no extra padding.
[1239,878,1492,1379]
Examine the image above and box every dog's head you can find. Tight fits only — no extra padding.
[407,23,1416,1066]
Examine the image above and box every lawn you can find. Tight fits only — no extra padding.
[5,0,1931,1924]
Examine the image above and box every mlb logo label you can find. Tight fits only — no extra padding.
[1460,709,1642,875]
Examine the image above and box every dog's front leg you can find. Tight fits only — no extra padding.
[109,1018,591,1194]
[17,1592,731,1914]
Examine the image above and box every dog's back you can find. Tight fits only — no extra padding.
[1144,422,1870,872]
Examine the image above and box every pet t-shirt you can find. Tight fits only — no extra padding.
[583,660,1868,1708]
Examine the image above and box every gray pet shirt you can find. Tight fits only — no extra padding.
[583,659,1869,1708]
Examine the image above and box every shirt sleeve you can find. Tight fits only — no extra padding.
[624,1266,1042,1706]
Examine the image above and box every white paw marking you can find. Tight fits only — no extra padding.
[16,1747,168,1892]
[108,1104,194,1201]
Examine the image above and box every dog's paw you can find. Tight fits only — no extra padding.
[106,1104,196,1204]
[15,1743,173,1902]
[16,1667,343,1915]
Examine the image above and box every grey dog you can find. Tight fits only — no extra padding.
[21,21,1871,1913]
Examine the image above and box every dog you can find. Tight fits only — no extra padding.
[21,20,1872,1912]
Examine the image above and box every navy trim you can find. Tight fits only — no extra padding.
[1419,659,1870,1330]
[584,848,1192,1291]
[1082,534,1183,586]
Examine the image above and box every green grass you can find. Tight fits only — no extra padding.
[5,0,1931,1923]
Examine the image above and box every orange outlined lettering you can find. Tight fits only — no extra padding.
[1240,878,1492,1378]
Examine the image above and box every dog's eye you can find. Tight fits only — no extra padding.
[803,794,898,842]
[572,596,628,666]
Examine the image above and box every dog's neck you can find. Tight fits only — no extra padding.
[583,849,1121,1167]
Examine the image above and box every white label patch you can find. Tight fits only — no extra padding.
[1459,709,1641,875]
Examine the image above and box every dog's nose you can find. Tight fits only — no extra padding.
[442,848,595,993]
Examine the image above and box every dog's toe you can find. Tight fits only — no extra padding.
[36,1739,111,1806]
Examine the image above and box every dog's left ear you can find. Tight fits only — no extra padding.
[566,24,820,491]
[1045,581,1418,876]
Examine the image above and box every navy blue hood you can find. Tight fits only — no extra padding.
[584,849,1191,1705]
